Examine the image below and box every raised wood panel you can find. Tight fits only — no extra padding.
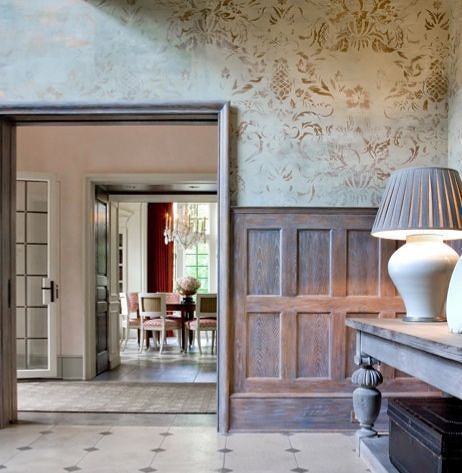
[231,208,429,430]
[297,230,330,295]
[247,229,281,295]
[297,313,331,378]
[347,230,379,296]
[247,312,280,378]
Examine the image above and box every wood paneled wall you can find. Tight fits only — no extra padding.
[230,208,434,430]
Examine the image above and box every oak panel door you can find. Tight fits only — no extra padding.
[0,120,16,428]
[95,190,109,375]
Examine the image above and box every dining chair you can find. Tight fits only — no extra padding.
[138,292,182,354]
[156,292,181,319]
[119,292,141,351]
[186,293,217,355]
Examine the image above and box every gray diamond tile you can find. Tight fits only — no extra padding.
[64,467,81,472]
[286,448,300,453]
[17,446,31,451]
[218,448,233,453]
[84,447,99,452]
[139,468,157,473]
[291,468,308,473]
[151,448,165,453]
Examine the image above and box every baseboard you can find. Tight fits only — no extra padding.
[58,355,83,380]
[229,396,390,431]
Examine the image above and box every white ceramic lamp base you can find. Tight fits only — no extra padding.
[388,234,459,322]
[446,257,462,333]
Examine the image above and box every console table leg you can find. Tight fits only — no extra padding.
[352,356,383,447]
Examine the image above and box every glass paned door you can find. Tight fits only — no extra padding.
[16,177,58,378]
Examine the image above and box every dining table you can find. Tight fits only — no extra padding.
[166,301,196,352]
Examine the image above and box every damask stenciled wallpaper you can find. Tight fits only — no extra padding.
[0,0,451,206]
[449,0,462,171]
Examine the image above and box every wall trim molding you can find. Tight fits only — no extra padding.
[231,207,378,214]
[57,355,83,380]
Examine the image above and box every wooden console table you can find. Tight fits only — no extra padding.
[347,318,462,399]
[346,318,462,472]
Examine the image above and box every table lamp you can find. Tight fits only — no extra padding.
[371,167,462,322]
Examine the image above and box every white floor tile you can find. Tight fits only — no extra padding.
[0,423,370,473]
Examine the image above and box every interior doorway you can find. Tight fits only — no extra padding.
[90,184,218,383]
[0,103,231,431]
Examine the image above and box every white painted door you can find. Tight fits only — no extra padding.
[16,174,59,378]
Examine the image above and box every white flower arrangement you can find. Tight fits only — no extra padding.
[176,276,201,296]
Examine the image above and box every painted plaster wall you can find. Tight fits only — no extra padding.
[118,202,147,294]
[0,0,450,206]
[16,124,217,356]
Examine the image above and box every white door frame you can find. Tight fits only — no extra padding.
[16,172,60,379]
[83,173,217,380]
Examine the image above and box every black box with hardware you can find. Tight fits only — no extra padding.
[388,397,462,473]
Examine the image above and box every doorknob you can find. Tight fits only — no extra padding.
[41,278,57,304]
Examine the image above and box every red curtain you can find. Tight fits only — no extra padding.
[147,203,174,292]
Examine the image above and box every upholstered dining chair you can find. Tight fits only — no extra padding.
[156,291,181,319]
[138,292,182,354]
[186,293,217,355]
[119,293,141,351]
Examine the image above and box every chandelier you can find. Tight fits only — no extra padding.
[164,205,206,250]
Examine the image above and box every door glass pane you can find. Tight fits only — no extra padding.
[16,276,25,307]
[16,308,25,338]
[16,181,25,211]
[16,340,26,370]
[26,245,48,275]
[27,181,47,212]
[27,308,48,338]
[27,213,47,243]
[16,213,25,243]
[27,339,48,369]
[16,244,25,275]
[16,180,50,371]
[26,277,44,306]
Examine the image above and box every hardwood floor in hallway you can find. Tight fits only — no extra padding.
[96,338,217,384]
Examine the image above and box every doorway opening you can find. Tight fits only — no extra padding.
[0,103,230,432]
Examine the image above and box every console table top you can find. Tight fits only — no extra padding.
[346,318,462,363]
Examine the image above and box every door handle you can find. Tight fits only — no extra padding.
[41,278,57,304]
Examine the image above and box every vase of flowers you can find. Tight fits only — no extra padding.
[176,276,201,303]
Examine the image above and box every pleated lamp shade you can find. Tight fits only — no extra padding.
[372,167,462,240]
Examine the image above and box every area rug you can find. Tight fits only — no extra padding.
[18,382,216,414]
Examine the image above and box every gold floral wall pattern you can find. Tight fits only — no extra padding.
[0,0,450,206]
[448,0,462,171]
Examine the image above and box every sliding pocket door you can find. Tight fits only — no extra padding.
[16,175,59,378]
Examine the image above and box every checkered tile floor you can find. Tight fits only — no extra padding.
[0,418,371,473]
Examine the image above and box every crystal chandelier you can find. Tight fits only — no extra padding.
[164,205,206,250]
